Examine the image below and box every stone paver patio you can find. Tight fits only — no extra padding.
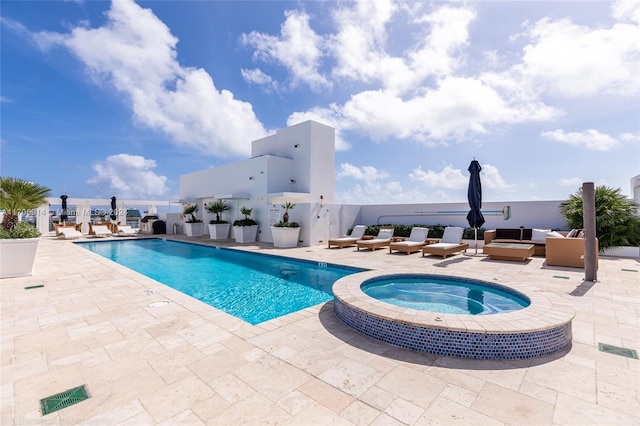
[2,235,638,425]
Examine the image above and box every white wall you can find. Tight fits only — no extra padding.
[179,120,336,245]
[355,200,568,231]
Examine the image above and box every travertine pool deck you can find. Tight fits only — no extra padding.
[2,235,639,425]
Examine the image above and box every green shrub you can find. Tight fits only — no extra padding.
[560,185,640,252]
[0,221,41,239]
[273,221,299,228]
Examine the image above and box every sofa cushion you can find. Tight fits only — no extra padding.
[546,231,564,238]
[522,228,533,240]
[495,228,522,240]
[532,228,551,242]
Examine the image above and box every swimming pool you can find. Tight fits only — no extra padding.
[78,238,363,324]
[361,275,530,315]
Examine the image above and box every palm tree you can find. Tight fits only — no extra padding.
[559,185,640,252]
[281,202,295,223]
[206,200,230,223]
[182,204,199,223]
[0,177,51,232]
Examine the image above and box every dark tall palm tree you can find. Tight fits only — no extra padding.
[0,177,51,232]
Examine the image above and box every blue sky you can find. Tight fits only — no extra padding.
[1,0,638,205]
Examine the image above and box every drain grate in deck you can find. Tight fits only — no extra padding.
[40,385,89,415]
[598,343,638,359]
[621,268,638,272]
[24,284,44,290]
[553,275,570,279]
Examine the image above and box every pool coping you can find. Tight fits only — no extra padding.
[332,270,575,334]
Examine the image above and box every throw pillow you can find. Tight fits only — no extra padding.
[532,228,550,242]
[566,229,578,238]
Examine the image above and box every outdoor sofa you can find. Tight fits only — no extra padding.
[484,228,556,256]
[545,235,598,268]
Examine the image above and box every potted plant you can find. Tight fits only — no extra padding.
[206,199,231,240]
[182,203,204,237]
[281,202,295,223]
[0,177,51,278]
[271,202,300,248]
[232,206,258,243]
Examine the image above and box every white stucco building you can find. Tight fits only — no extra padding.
[179,120,337,246]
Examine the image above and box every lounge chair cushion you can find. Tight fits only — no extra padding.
[92,225,112,235]
[117,225,137,235]
[356,228,394,250]
[441,227,464,244]
[388,228,429,254]
[532,228,551,242]
[58,228,83,239]
[365,228,393,241]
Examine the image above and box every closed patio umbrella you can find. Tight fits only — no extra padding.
[110,196,117,221]
[466,159,485,254]
[60,195,68,224]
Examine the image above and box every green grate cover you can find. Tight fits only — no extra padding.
[598,343,638,360]
[40,385,89,415]
[621,268,638,272]
[552,275,570,279]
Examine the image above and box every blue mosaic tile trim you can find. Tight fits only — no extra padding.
[334,300,572,360]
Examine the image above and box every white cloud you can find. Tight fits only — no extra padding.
[408,165,467,189]
[612,0,640,24]
[480,164,512,190]
[513,12,640,97]
[328,3,475,94]
[620,132,640,142]
[337,163,390,181]
[240,9,330,92]
[86,153,168,199]
[541,129,621,151]
[408,163,511,191]
[302,77,558,145]
[33,0,267,158]
[240,68,279,93]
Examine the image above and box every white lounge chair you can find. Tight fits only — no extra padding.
[327,225,367,249]
[58,228,83,240]
[115,225,138,237]
[422,226,469,258]
[91,225,113,238]
[356,228,394,251]
[389,227,429,254]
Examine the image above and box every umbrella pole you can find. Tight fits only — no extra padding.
[474,227,478,255]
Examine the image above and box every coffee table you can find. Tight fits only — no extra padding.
[483,242,535,262]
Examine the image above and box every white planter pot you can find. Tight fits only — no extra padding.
[233,225,258,243]
[208,223,230,240]
[271,227,300,248]
[184,222,204,237]
[0,238,40,279]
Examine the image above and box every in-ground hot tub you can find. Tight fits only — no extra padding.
[332,271,574,359]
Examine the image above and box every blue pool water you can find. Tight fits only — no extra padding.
[78,238,363,324]
[361,274,530,315]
